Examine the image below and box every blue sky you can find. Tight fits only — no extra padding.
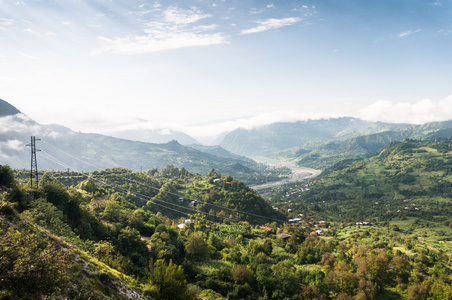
[1,0,452,143]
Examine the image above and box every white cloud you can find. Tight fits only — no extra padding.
[0,114,55,136]
[163,5,211,24]
[240,17,301,35]
[180,110,339,144]
[0,18,14,26]
[96,6,228,55]
[18,52,39,60]
[437,29,452,36]
[358,96,452,124]
[193,24,218,31]
[158,129,172,135]
[249,8,264,14]
[0,139,23,151]
[23,28,39,35]
[399,29,421,38]
[96,31,227,55]
[0,18,14,31]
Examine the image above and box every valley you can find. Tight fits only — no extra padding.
[2,1,451,299]
[249,158,321,190]
[2,98,452,299]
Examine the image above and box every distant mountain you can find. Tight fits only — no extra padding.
[106,126,199,145]
[189,144,252,160]
[219,117,406,156]
[283,120,452,169]
[0,99,21,117]
[0,99,285,184]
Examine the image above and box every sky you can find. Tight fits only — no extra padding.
[1,0,452,144]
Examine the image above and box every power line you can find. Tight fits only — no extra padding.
[87,175,234,223]
[112,174,285,223]
[39,139,285,223]
[38,145,237,222]
[39,151,232,223]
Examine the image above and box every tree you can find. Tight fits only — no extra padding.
[231,264,253,285]
[262,239,273,256]
[115,227,148,276]
[0,165,15,188]
[185,233,209,261]
[407,283,427,300]
[144,259,193,300]
[0,229,71,298]
[270,260,300,297]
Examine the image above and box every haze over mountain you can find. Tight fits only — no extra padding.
[104,123,200,146]
[281,119,452,169]
[219,118,407,156]
[0,99,285,184]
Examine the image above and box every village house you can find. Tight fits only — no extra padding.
[276,233,291,240]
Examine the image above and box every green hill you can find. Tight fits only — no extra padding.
[13,165,286,224]
[281,120,452,169]
[275,139,452,222]
[4,155,452,299]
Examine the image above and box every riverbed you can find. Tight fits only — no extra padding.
[249,157,321,190]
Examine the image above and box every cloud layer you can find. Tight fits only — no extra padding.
[358,96,452,124]
[240,17,301,35]
[96,5,228,54]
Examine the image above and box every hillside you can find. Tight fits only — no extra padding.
[12,165,286,224]
[270,138,452,222]
[0,99,289,185]
[281,120,452,169]
[0,179,145,299]
[4,157,452,299]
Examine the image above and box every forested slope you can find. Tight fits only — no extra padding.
[281,120,452,169]
[275,138,452,222]
[3,157,452,299]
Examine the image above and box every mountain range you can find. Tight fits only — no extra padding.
[3,98,452,177]
[279,119,452,169]
[0,99,285,184]
[216,116,452,169]
[218,118,407,156]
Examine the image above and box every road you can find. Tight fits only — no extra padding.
[249,158,321,191]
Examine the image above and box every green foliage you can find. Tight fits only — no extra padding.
[0,165,16,188]
[279,139,452,222]
[6,151,452,299]
[144,259,193,300]
[115,226,149,276]
[185,233,209,261]
[0,226,72,299]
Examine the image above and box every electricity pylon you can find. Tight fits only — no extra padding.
[26,136,40,188]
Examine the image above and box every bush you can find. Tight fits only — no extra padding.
[0,229,71,298]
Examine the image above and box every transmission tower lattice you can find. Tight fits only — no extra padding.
[26,136,40,188]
